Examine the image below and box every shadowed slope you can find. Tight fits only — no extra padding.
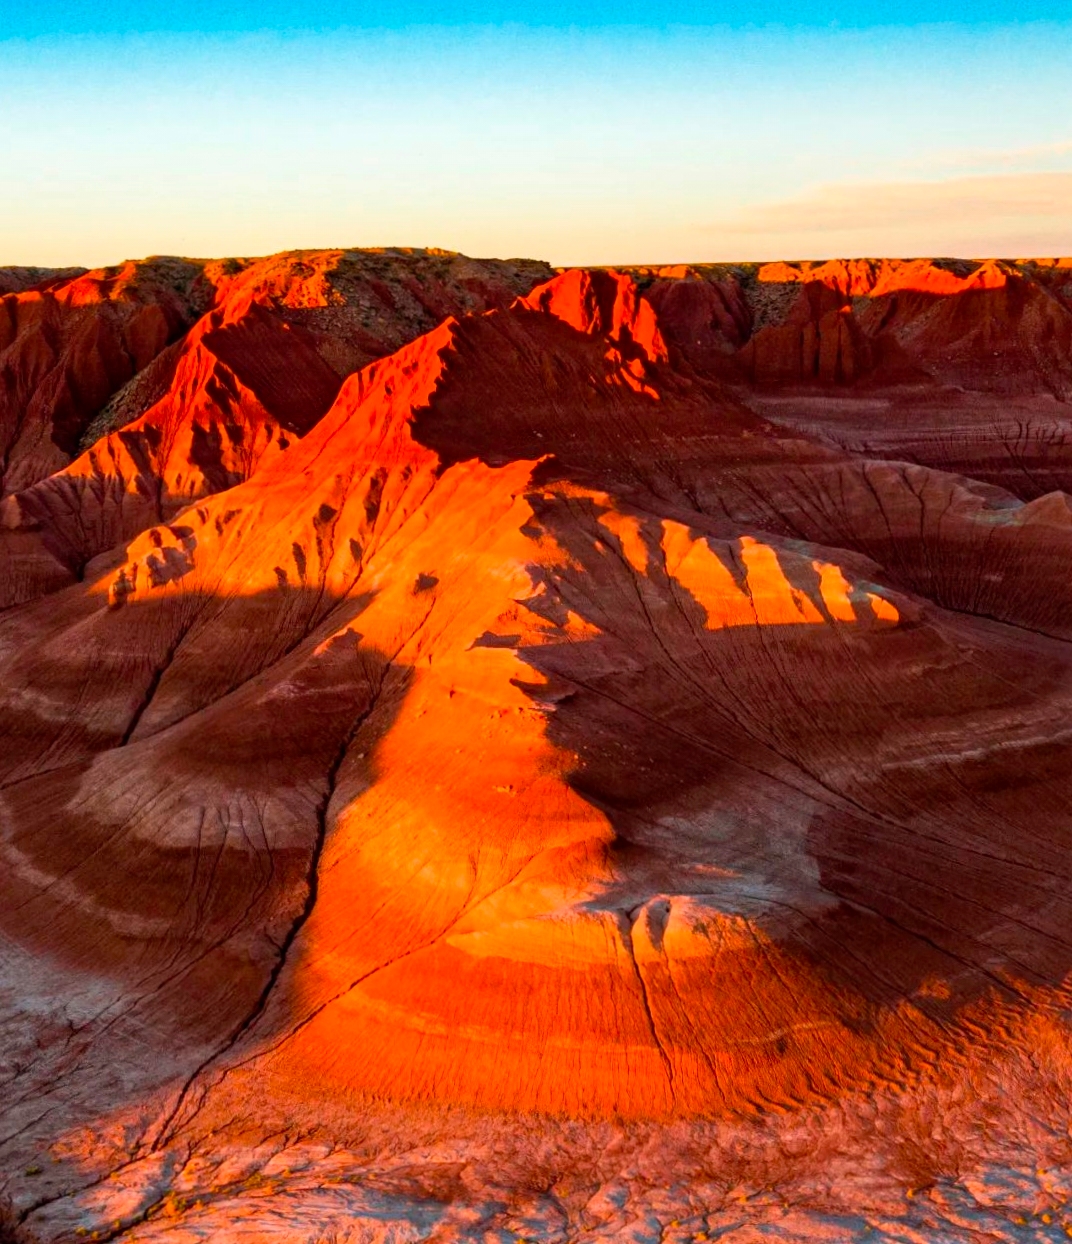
[629,258,1072,394]
[5,266,1072,1241]
[0,249,554,608]
[630,257,1072,500]
[0,267,87,297]
[0,258,208,495]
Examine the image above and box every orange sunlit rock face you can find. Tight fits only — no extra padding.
[3,251,1072,1241]
[0,249,552,607]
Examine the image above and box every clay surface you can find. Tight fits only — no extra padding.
[3,254,1072,1242]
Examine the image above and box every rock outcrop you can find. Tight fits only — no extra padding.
[631,257,1072,393]
[3,257,1072,1242]
[0,249,554,606]
[0,258,208,496]
[631,257,1072,500]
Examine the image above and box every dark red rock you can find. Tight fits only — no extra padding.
[2,258,1072,1243]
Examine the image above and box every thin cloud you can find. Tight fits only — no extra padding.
[905,139,1072,177]
[713,171,1072,237]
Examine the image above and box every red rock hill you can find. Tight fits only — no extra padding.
[2,254,1072,1242]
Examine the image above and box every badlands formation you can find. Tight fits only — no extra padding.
[1,250,1072,1241]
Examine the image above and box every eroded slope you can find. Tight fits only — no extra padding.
[0,248,553,607]
[2,266,1072,1242]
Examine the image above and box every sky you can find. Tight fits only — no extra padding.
[1,1,1070,267]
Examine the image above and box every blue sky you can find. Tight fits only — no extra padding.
[1,3,1070,266]
[7,0,1072,33]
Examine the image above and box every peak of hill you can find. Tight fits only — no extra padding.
[3,251,1072,1242]
[0,249,554,605]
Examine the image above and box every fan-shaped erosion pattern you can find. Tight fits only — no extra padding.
[2,256,1072,1242]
